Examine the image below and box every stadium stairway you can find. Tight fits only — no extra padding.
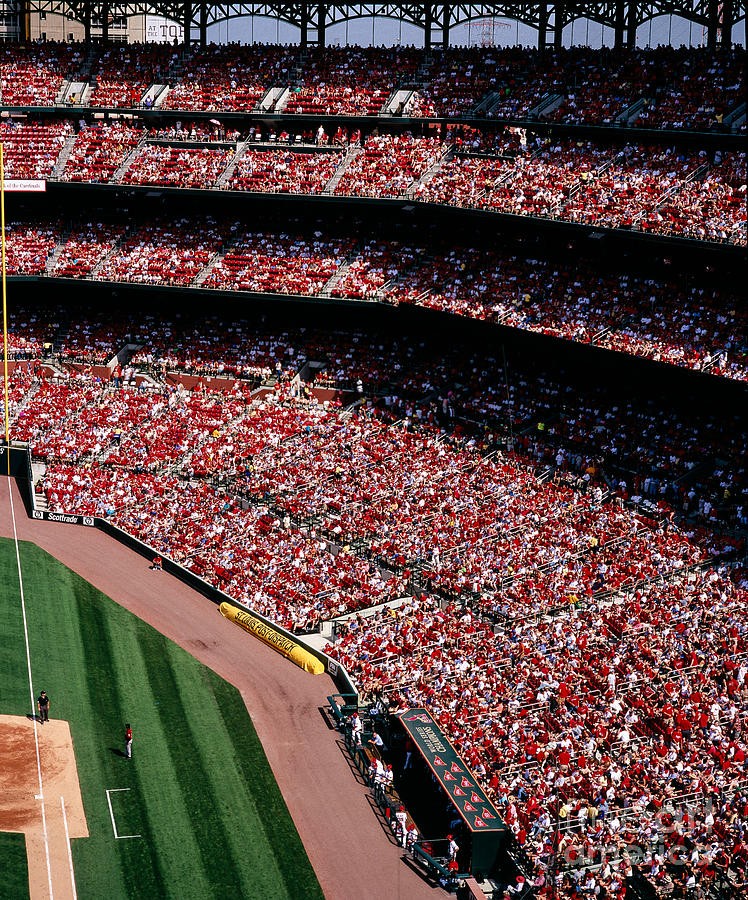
[471,90,504,117]
[50,314,71,357]
[323,144,362,194]
[405,51,432,96]
[615,97,648,126]
[89,230,129,278]
[55,49,94,107]
[111,134,149,184]
[267,86,291,113]
[191,228,242,285]
[379,88,415,117]
[528,92,565,118]
[56,79,91,107]
[405,143,453,198]
[45,230,70,273]
[319,250,357,296]
[51,133,78,179]
[724,101,746,132]
[216,140,250,188]
[288,50,307,93]
[10,380,41,430]
[31,460,48,511]
[142,83,170,108]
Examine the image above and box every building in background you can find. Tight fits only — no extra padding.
[0,1,181,42]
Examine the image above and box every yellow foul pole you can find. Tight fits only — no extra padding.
[1,143,9,475]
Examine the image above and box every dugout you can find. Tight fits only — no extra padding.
[397,708,507,880]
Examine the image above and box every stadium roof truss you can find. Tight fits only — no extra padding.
[18,0,745,46]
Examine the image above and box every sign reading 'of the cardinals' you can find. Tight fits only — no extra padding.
[397,708,506,834]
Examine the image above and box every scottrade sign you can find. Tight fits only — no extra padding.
[397,708,506,833]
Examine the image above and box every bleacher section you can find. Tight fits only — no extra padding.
[0,42,743,133]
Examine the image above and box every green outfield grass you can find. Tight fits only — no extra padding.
[0,536,324,900]
[0,833,30,900]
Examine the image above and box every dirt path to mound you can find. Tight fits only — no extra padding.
[0,715,88,900]
[0,478,443,900]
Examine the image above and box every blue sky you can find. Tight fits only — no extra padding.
[200,13,745,48]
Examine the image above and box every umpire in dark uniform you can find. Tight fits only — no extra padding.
[37,691,50,724]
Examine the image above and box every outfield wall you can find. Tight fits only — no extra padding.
[0,444,32,479]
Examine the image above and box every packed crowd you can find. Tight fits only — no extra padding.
[0,42,84,106]
[334,135,444,198]
[409,46,518,118]
[88,43,175,107]
[4,307,745,898]
[283,46,421,116]
[205,232,355,295]
[52,221,127,280]
[419,139,746,243]
[1,42,744,134]
[632,47,745,131]
[121,143,234,189]
[227,147,342,194]
[330,567,747,897]
[0,119,72,180]
[60,120,143,183]
[93,218,233,286]
[162,44,296,111]
[382,245,746,380]
[4,217,746,379]
[645,152,747,243]
[11,364,735,615]
[406,46,745,128]
[130,319,303,381]
[10,116,744,244]
[3,221,59,274]
[477,139,612,218]
[6,305,748,532]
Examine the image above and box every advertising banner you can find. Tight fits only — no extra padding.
[398,707,506,877]
[3,180,46,192]
[219,602,325,674]
[31,510,95,526]
[146,16,184,43]
[398,708,505,833]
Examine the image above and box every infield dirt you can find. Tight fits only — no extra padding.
[0,715,88,900]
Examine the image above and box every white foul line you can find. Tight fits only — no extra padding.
[7,479,54,898]
[105,789,141,839]
[60,796,78,900]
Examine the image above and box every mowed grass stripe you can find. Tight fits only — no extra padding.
[136,626,246,900]
[0,542,27,712]
[23,552,130,899]
[103,604,219,898]
[0,833,30,900]
[71,581,170,900]
[103,608,217,900]
[208,673,325,900]
[166,642,292,900]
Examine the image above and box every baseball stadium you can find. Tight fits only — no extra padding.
[0,1,746,898]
